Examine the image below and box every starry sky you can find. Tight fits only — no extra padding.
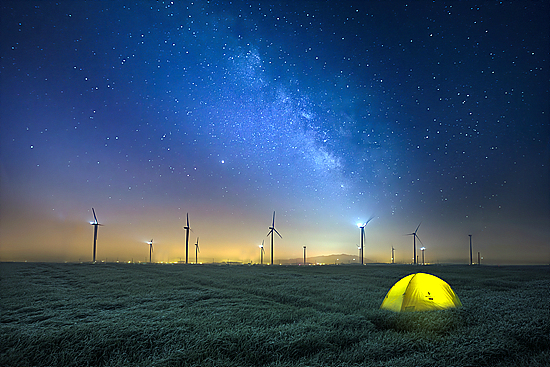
[1,1,548,265]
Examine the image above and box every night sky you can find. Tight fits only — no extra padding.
[1,1,548,265]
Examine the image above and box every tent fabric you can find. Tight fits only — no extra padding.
[380,273,462,312]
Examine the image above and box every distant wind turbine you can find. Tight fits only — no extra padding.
[147,239,154,263]
[303,246,306,265]
[195,237,200,264]
[259,240,265,265]
[267,211,282,265]
[391,246,395,264]
[90,208,103,263]
[357,217,374,265]
[468,234,473,265]
[406,222,423,265]
[183,213,192,264]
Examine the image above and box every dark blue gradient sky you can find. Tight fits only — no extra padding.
[1,1,548,264]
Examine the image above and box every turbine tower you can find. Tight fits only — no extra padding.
[391,246,395,264]
[259,240,265,265]
[147,239,154,263]
[468,234,473,265]
[267,211,282,265]
[90,208,102,263]
[195,237,200,264]
[183,213,191,264]
[357,217,374,265]
[303,246,306,265]
[406,222,423,265]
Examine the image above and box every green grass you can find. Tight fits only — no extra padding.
[1,263,549,366]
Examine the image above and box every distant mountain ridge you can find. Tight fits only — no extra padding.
[277,253,373,265]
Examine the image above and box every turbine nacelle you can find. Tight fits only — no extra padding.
[90,208,102,225]
[357,216,374,228]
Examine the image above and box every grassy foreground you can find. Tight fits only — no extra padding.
[1,263,549,367]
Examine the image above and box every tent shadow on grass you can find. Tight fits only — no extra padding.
[370,308,465,336]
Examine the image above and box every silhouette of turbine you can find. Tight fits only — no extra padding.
[195,237,200,264]
[391,246,395,264]
[259,240,265,265]
[90,208,103,263]
[147,239,154,263]
[357,217,374,265]
[406,222,423,265]
[468,234,473,265]
[267,211,282,265]
[183,213,192,264]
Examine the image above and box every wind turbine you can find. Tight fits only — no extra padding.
[420,246,426,265]
[391,246,395,264]
[303,246,306,265]
[259,240,265,265]
[90,208,103,263]
[195,237,200,264]
[183,213,192,264]
[147,239,154,263]
[468,234,473,265]
[267,211,282,265]
[357,217,374,265]
[406,222,423,265]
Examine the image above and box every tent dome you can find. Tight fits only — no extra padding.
[380,273,462,312]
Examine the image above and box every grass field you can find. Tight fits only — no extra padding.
[1,263,549,366]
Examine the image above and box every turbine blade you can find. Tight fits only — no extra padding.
[416,234,424,246]
[187,213,189,227]
[267,229,273,237]
[272,211,276,226]
[274,229,282,238]
[366,216,374,225]
[92,208,98,223]
[415,222,422,234]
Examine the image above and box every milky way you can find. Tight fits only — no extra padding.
[1,1,548,264]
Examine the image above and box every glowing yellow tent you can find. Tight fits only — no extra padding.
[380,273,462,312]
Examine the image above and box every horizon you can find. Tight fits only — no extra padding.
[1,1,548,265]
[2,258,548,266]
